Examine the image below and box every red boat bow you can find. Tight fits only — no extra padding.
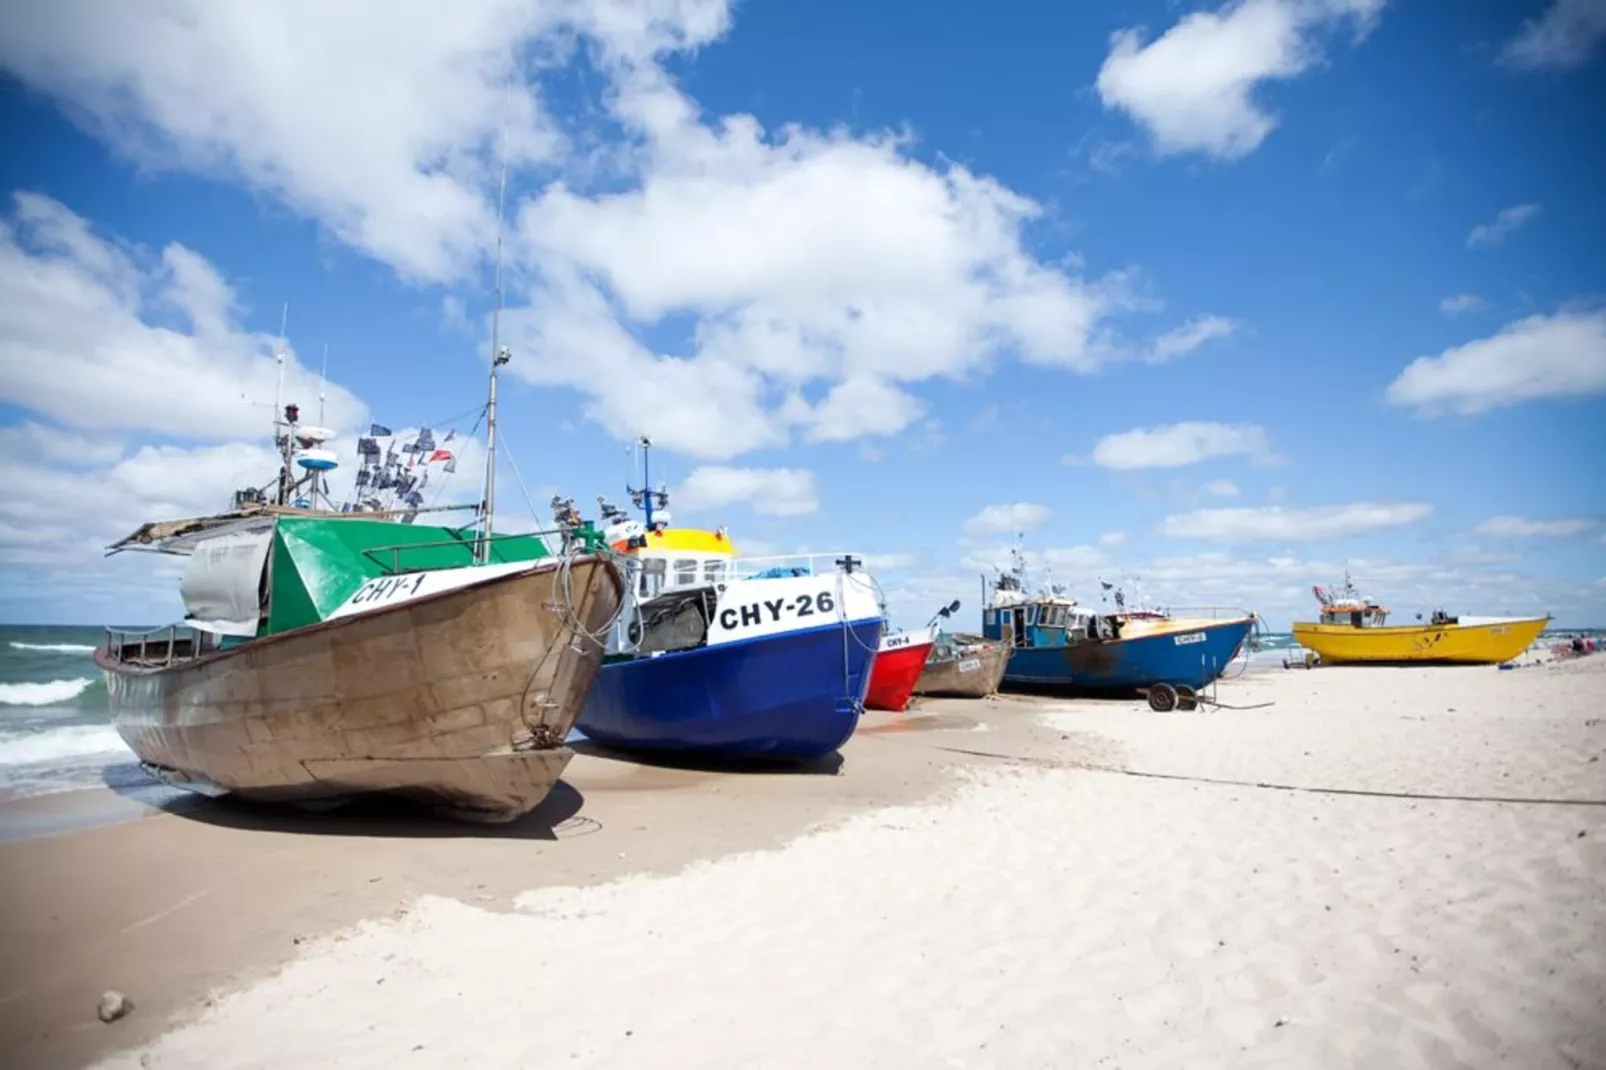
[865,627,936,712]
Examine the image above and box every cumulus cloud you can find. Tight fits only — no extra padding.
[1090,422,1274,469]
[1499,0,1606,71]
[0,0,1216,463]
[1095,0,1385,160]
[0,194,366,441]
[506,101,1132,456]
[963,502,1052,540]
[1384,309,1606,415]
[0,0,735,282]
[1158,501,1432,542]
[675,466,820,517]
[1466,203,1541,248]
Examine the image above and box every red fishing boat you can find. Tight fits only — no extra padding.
[865,623,938,712]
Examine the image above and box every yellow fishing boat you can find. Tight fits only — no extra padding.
[1291,574,1549,665]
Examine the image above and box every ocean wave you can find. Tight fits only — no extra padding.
[8,641,96,654]
[0,724,130,766]
[0,678,97,706]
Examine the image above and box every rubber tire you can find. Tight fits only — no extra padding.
[1147,682,1178,712]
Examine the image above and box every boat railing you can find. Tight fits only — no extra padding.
[359,527,600,574]
[105,623,217,668]
[727,552,871,581]
[1149,605,1257,622]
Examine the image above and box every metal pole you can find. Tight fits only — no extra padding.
[477,135,511,566]
[642,437,653,528]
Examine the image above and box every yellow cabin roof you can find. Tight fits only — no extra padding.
[611,527,737,556]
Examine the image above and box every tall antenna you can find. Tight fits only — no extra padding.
[273,302,290,504]
[317,342,329,426]
[476,135,512,565]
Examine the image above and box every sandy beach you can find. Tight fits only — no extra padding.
[2,658,1603,1070]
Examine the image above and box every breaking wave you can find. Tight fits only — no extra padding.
[0,678,97,706]
[0,724,129,766]
[8,642,96,654]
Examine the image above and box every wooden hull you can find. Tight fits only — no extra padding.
[97,556,624,821]
[913,638,1009,698]
[1291,616,1548,665]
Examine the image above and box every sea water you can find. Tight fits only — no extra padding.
[0,624,135,801]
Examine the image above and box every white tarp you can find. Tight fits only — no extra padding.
[180,528,274,636]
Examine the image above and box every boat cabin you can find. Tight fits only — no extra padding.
[983,593,1121,650]
[601,513,738,603]
[1311,579,1390,628]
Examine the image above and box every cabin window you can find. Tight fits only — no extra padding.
[674,559,698,587]
[984,609,996,626]
[704,560,725,584]
[640,558,666,599]
[1026,605,1039,626]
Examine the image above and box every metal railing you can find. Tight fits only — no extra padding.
[728,552,868,580]
[358,526,600,575]
[105,623,213,668]
[1138,606,1258,621]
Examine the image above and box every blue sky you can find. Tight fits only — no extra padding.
[0,0,1603,630]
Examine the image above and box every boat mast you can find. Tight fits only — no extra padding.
[627,436,668,530]
[273,303,290,506]
[476,140,511,565]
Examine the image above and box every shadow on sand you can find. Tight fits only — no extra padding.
[100,761,588,840]
[568,738,846,777]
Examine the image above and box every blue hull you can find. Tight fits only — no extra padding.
[577,619,882,762]
[1003,618,1253,691]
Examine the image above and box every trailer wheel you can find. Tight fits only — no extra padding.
[1147,682,1178,712]
[1175,684,1199,711]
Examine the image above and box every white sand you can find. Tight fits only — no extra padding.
[96,660,1606,1070]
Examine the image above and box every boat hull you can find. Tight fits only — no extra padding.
[865,638,935,712]
[578,618,883,761]
[1291,616,1548,665]
[914,638,1010,698]
[1002,616,1253,691]
[97,556,624,821]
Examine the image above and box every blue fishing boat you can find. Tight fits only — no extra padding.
[563,440,885,762]
[981,545,1255,692]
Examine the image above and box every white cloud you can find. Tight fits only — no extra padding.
[1095,0,1385,160]
[0,0,734,283]
[1202,479,1241,498]
[1384,308,1606,415]
[1499,0,1606,71]
[1099,531,1131,548]
[505,97,1133,457]
[1090,422,1273,469]
[1473,516,1598,538]
[1148,315,1237,362]
[1439,293,1484,316]
[1158,501,1432,542]
[0,2,1173,463]
[675,466,819,517]
[963,502,1051,539]
[0,422,125,466]
[1466,203,1541,248]
[0,193,366,440]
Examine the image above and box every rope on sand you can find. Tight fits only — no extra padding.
[923,743,1606,808]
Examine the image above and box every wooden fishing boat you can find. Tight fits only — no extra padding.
[97,309,625,820]
[1291,574,1548,665]
[913,631,1009,698]
[98,531,622,820]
